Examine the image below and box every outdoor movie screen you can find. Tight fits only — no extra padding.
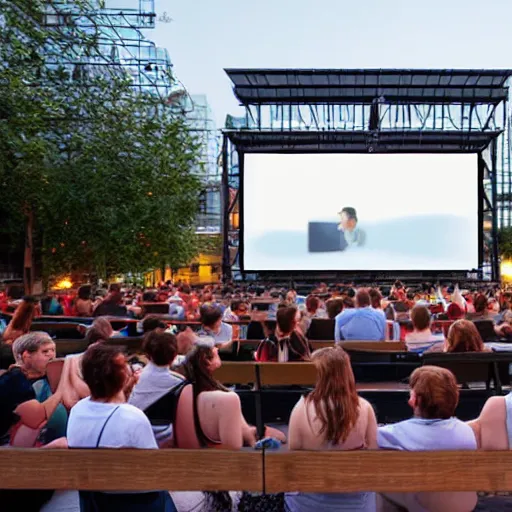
[242,153,479,272]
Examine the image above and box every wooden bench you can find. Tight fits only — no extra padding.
[0,449,262,491]
[2,449,512,492]
[423,352,512,394]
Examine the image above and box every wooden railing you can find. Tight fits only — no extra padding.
[2,449,512,492]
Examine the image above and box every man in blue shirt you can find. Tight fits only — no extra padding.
[335,289,386,341]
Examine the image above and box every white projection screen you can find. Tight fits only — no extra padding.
[242,153,479,272]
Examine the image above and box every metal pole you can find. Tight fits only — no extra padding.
[221,134,231,282]
[491,137,500,281]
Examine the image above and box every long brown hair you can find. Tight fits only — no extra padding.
[182,345,227,392]
[10,297,38,333]
[306,346,360,444]
[445,319,484,353]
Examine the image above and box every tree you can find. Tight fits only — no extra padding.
[498,226,512,260]
[0,0,203,290]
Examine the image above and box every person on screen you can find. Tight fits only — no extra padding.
[338,207,365,247]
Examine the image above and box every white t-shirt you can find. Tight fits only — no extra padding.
[67,398,157,449]
[128,361,183,412]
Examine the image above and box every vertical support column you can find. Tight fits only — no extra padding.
[491,137,500,281]
[221,134,231,282]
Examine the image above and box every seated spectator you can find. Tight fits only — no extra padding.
[369,288,384,313]
[197,304,233,349]
[84,317,115,346]
[444,319,488,353]
[286,346,377,511]
[40,294,64,316]
[93,283,128,318]
[222,299,249,322]
[60,318,116,409]
[465,293,489,321]
[256,306,311,362]
[129,331,183,445]
[173,327,197,367]
[178,343,285,449]
[468,391,512,450]
[404,305,444,353]
[325,297,344,320]
[3,332,67,445]
[75,285,93,317]
[446,302,464,321]
[142,315,167,335]
[67,344,176,511]
[335,289,386,341]
[378,366,477,512]
[2,296,39,344]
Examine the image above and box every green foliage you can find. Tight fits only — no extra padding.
[499,227,512,260]
[0,0,203,281]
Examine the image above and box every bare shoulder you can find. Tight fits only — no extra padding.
[203,390,241,409]
[358,397,373,411]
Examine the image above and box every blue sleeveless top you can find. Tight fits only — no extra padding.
[285,490,376,511]
[505,392,512,448]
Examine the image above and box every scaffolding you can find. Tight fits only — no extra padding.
[222,69,512,282]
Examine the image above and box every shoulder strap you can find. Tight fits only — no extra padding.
[96,405,120,448]
[192,383,212,448]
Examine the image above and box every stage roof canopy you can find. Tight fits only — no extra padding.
[225,129,502,153]
[225,69,512,105]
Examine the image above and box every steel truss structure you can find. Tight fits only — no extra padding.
[39,0,175,99]
[222,69,512,282]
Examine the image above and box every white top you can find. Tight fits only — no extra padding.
[197,322,233,345]
[405,330,445,352]
[277,341,289,362]
[67,398,157,449]
[128,361,183,412]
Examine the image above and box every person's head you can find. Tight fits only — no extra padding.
[326,298,344,319]
[307,346,359,444]
[230,300,248,316]
[200,304,223,332]
[276,305,299,336]
[77,285,92,301]
[81,344,131,401]
[305,295,320,315]
[355,289,371,308]
[408,366,459,419]
[176,327,196,355]
[445,320,484,353]
[10,296,38,332]
[142,315,167,334]
[181,343,225,393]
[342,296,355,309]
[109,283,121,294]
[474,294,488,313]
[446,303,464,321]
[410,305,431,332]
[12,332,56,375]
[85,317,114,346]
[369,289,382,309]
[143,331,177,366]
[488,297,500,314]
[338,207,358,232]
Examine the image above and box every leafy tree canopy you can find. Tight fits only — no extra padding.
[0,0,203,285]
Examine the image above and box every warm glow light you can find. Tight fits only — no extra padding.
[501,260,512,280]
[54,278,72,290]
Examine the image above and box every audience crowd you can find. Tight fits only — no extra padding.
[1,279,512,511]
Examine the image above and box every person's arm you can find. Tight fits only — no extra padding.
[288,397,304,450]
[380,314,387,341]
[217,392,243,449]
[365,401,378,449]
[334,315,342,342]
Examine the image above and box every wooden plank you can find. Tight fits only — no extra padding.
[265,451,512,493]
[258,362,317,386]
[214,362,257,385]
[0,449,262,491]
[339,341,406,352]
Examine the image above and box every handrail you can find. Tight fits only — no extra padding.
[2,449,512,492]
